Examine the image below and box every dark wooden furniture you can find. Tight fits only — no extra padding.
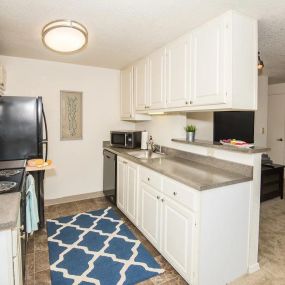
[261,164,284,202]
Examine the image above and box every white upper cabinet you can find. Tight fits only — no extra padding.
[120,66,133,119]
[134,58,149,111]
[166,35,191,108]
[149,48,166,110]
[120,10,257,116]
[190,16,227,106]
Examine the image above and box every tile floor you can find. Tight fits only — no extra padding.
[230,196,285,285]
[25,196,187,285]
[25,195,285,285]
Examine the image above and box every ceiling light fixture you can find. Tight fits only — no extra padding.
[42,20,88,53]
[258,51,264,70]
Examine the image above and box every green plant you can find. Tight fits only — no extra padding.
[184,124,196,132]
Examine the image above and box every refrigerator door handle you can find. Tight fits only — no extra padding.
[42,102,48,162]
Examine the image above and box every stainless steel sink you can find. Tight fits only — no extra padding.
[127,150,164,159]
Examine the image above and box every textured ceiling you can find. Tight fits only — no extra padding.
[0,0,284,83]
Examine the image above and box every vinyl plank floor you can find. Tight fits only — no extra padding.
[26,194,285,285]
[26,196,183,285]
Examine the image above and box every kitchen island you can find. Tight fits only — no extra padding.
[103,142,264,285]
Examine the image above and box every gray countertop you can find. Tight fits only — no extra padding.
[104,145,253,191]
[0,192,21,231]
[171,138,270,154]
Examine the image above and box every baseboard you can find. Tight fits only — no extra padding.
[248,262,260,273]
[45,191,105,206]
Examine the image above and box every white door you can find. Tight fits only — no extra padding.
[134,58,149,111]
[117,158,126,212]
[140,182,161,248]
[149,48,166,110]
[190,17,227,106]
[267,94,285,164]
[161,197,195,283]
[121,66,133,119]
[126,162,137,223]
[166,35,191,108]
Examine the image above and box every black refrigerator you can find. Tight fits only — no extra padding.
[0,96,48,228]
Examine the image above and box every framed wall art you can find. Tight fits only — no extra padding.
[60,90,83,140]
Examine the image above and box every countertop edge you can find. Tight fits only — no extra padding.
[104,146,253,191]
[171,139,270,154]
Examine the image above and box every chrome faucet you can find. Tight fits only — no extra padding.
[147,136,156,153]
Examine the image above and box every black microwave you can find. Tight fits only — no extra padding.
[110,131,142,148]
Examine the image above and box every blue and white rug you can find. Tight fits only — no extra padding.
[46,207,164,285]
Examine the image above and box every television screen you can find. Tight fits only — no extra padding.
[213,111,254,143]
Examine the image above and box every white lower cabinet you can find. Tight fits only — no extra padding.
[117,157,251,285]
[161,197,195,282]
[139,182,162,249]
[0,213,23,285]
[117,157,126,211]
[117,157,138,224]
[125,162,138,223]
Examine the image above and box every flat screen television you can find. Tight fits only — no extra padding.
[213,111,254,143]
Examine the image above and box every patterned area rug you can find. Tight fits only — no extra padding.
[46,207,164,285]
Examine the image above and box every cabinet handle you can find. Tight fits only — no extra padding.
[185,101,188,105]
[157,196,160,200]
[145,106,147,109]
[123,161,128,164]
[129,114,132,118]
[147,177,150,181]
[161,198,165,203]
[189,101,193,104]
[173,192,177,196]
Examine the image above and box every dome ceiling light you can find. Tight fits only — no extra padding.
[42,20,88,53]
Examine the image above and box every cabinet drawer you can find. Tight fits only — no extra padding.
[163,177,198,211]
[140,167,162,191]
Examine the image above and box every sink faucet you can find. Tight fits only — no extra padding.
[147,136,156,153]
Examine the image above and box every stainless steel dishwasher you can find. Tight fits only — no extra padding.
[103,150,117,205]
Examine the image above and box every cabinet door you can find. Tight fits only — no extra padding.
[190,17,227,106]
[162,197,195,283]
[166,35,191,108]
[117,158,126,212]
[140,182,161,248]
[121,66,133,119]
[134,58,149,111]
[126,162,138,224]
[149,48,166,110]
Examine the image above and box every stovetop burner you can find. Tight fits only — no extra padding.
[0,181,17,193]
[0,169,22,177]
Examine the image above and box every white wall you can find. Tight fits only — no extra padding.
[186,112,213,141]
[254,75,268,146]
[135,113,186,147]
[0,55,134,200]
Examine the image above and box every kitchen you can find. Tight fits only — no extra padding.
[0,1,284,285]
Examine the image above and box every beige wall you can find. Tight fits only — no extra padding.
[254,75,268,146]
[0,55,134,199]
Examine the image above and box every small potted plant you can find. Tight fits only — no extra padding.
[184,125,196,142]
